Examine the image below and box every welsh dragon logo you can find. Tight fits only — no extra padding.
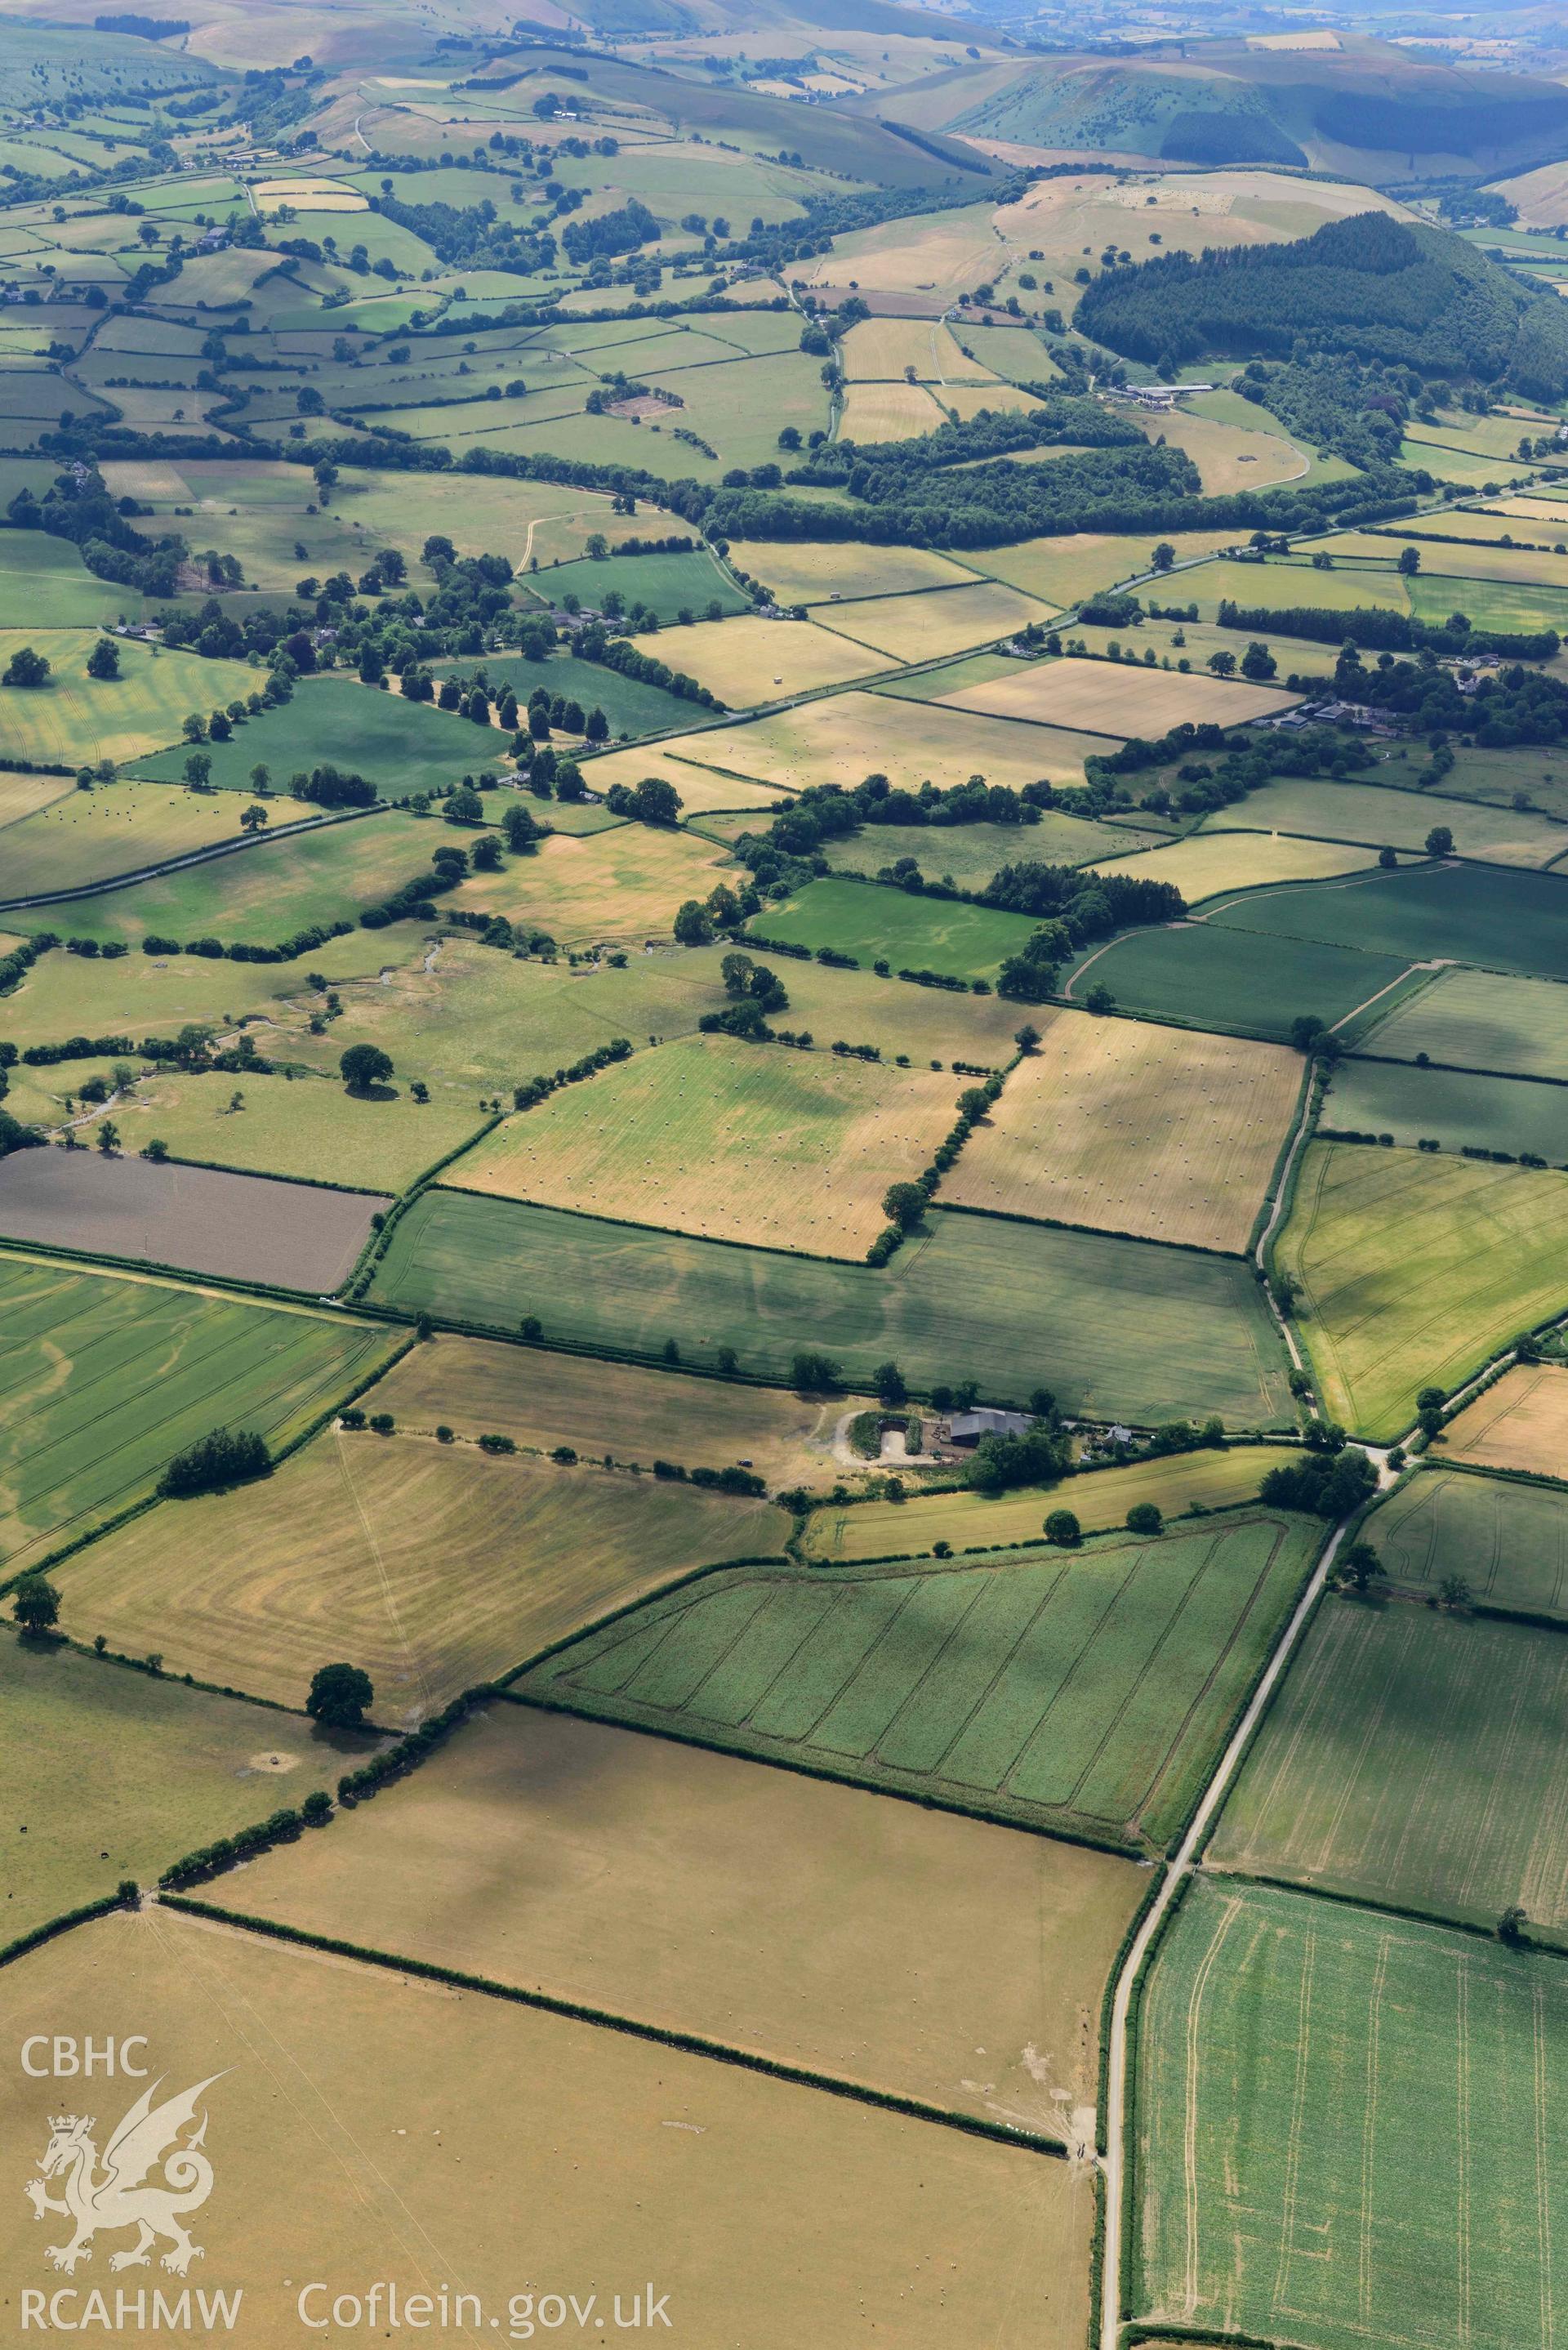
[24,2075,225,2276]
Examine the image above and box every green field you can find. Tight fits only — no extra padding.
[1361,1467,1568,1621]
[0,532,140,629]
[0,630,253,768]
[1211,1595,1568,1934]
[1407,569,1568,635]
[7,811,433,947]
[371,1193,1294,1428]
[1212,862,1568,983]
[0,1258,398,1578]
[0,781,324,900]
[745,875,1040,983]
[0,1631,354,1943]
[516,1508,1321,1852]
[1323,1056,1568,1162]
[443,651,697,742]
[1067,923,1412,1041]
[521,547,747,625]
[1206,774,1568,869]
[1356,966,1568,1081]
[1133,1875,1568,2350]
[822,813,1152,890]
[1280,1142,1568,1437]
[113,1067,485,1192]
[129,676,492,799]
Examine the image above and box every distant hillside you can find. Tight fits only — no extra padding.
[1076,211,1568,400]
[0,20,224,105]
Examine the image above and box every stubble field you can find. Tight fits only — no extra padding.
[1441,1361,1568,1476]
[54,1431,791,1723]
[942,1012,1300,1254]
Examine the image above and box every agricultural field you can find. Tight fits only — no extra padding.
[1204,773,1568,868]
[460,822,737,947]
[1210,860,1568,984]
[1209,1596,1568,1936]
[0,630,252,767]
[1279,1143,1568,1438]
[0,780,320,900]
[515,1508,1323,1853]
[1066,921,1415,1042]
[1356,966,1568,1081]
[4,809,436,949]
[821,581,1059,662]
[519,546,747,624]
[838,380,947,441]
[746,873,1039,983]
[238,1700,1142,2129]
[943,1011,1301,1254]
[936,654,1299,735]
[666,689,1109,795]
[369,1332,875,1491]
[129,676,497,799]
[1132,1875,1568,2350]
[824,809,1154,889]
[804,1444,1307,1563]
[0,1255,397,1578]
[1321,1055,1568,1162]
[55,1430,790,1723]
[372,1192,1294,1429]
[645,613,893,704]
[0,1146,386,1290]
[737,539,982,605]
[443,1033,960,1260]
[0,1910,1089,2350]
[1094,830,1380,904]
[0,531,138,628]
[1441,1362,1568,1477]
[103,1066,484,1193]
[1364,1467,1568,1619]
[0,1633,354,1945]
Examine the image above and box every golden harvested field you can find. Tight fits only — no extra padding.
[938,654,1299,735]
[940,381,1036,419]
[0,767,69,826]
[460,822,737,945]
[0,1908,1091,2350]
[585,743,785,818]
[1092,831,1382,903]
[240,1701,1143,2132]
[56,1431,788,1724]
[1138,409,1308,494]
[1321,531,1568,591]
[736,537,980,604]
[1438,1361,1568,1477]
[644,612,893,703]
[801,203,1006,302]
[943,1010,1301,1254]
[822,580,1058,660]
[712,946,1031,1064]
[838,379,947,441]
[805,1447,1309,1563]
[960,528,1255,604]
[442,1032,961,1259]
[667,690,1107,795]
[840,314,996,382]
[370,1332,872,1487]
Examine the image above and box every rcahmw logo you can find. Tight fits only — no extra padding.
[20,2045,242,2332]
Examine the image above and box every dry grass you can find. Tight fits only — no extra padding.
[821,580,1058,660]
[943,1010,1301,1254]
[460,822,737,945]
[801,203,1004,302]
[991,170,1410,284]
[238,1701,1143,2130]
[1492,158,1568,229]
[963,529,1245,604]
[732,538,978,604]
[442,1032,960,1260]
[56,1429,789,1724]
[0,780,318,897]
[2,1907,1090,2350]
[1438,1362,1568,1477]
[938,653,1299,735]
[838,379,947,442]
[841,315,995,382]
[1093,831,1381,904]
[371,1332,872,1488]
[0,767,69,826]
[663,690,1107,795]
[641,613,892,704]
[805,1445,1308,1562]
[1138,409,1307,494]
[583,743,786,817]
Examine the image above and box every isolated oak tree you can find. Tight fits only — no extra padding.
[340,1042,394,1094]
[306,1661,374,1730]
[12,1576,60,1634]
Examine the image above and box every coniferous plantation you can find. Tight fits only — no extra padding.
[7,1,1568,2342]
